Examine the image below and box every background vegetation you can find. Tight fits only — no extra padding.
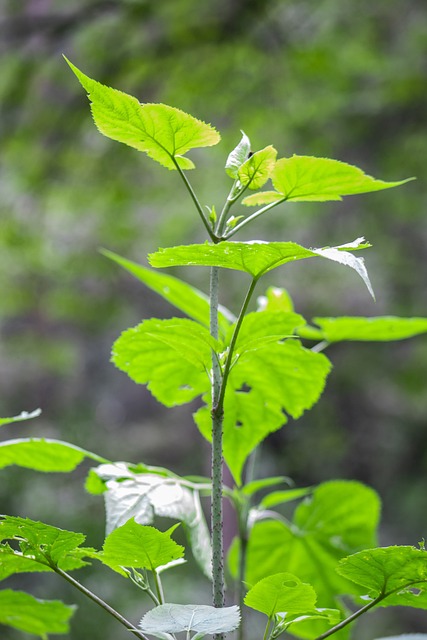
[0,1,426,638]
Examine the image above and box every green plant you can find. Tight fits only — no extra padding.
[1,59,427,640]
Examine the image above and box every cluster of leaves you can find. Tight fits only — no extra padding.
[0,60,426,640]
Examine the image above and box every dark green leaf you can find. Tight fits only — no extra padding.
[0,589,75,637]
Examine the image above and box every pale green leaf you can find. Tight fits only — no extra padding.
[231,311,305,355]
[0,589,75,637]
[245,481,380,607]
[257,286,295,313]
[65,58,220,170]
[242,191,284,206]
[149,239,373,297]
[0,408,41,428]
[244,572,317,617]
[94,463,211,578]
[238,145,277,190]
[259,487,313,509]
[313,316,427,343]
[139,603,240,634]
[271,156,414,202]
[225,131,251,178]
[337,546,427,610]
[101,519,184,572]
[101,249,234,336]
[0,438,106,472]
[195,341,331,484]
[111,318,215,406]
[0,516,95,571]
[242,476,292,497]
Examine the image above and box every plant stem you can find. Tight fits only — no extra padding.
[52,566,149,640]
[152,570,165,604]
[210,266,225,614]
[173,159,218,242]
[313,595,383,640]
[216,278,258,411]
[224,198,286,239]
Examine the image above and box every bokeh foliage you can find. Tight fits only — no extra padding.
[1,1,426,638]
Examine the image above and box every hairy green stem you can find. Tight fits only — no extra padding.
[173,159,218,242]
[215,181,242,236]
[153,570,165,605]
[217,278,258,411]
[210,266,225,623]
[52,566,149,640]
[313,595,383,640]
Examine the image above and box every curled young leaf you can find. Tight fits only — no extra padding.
[225,131,251,178]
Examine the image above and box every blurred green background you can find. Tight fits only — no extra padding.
[1,0,426,638]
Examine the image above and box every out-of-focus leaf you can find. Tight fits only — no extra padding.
[65,58,220,170]
[313,316,427,342]
[0,589,75,637]
[0,409,41,428]
[259,487,313,509]
[101,249,234,336]
[256,287,294,313]
[0,438,107,472]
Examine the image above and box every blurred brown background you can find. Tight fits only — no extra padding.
[0,1,426,638]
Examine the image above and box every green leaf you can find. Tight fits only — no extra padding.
[231,311,305,355]
[149,238,374,298]
[0,589,75,638]
[0,438,106,472]
[271,156,414,202]
[0,544,51,581]
[241,476,292,497]
[257,286,295,313]
[195,341,331,484]
[111,318,215,406]
[101,249,234,336]
[65,58,220,170]
[0,408,41,428]
[225,131,251,178]
[259,487,313,509]
[312,316,427,343]
[337,546,427,610]
[0,516,95,571]
[238,145,277,190]
[244,572,317,617]
[242,191,284,206]
[101,519,184,572]
[139,604,240,635]
[245,481,380,606]
[94,463,211,578]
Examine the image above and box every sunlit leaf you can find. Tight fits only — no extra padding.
[149,238,374,297]
[0,438,106,472]
[312,316,427,342]
[101,249,234,336]
[0,408,41,428]
[256,286,294,313]
[271,156,414,202]
[337,546,427,610]
[94,463,211,578]
[139,603,240,635]
[0,516,95,571]
[230,310,305,355]
[242,191,284,206]
[0,590,75,637]
[244,572,317,617]
[101,519,184,572]
[225,131,251,178]
[65,58,220,170]
[238,145,277,190]
[111,318,216,406]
